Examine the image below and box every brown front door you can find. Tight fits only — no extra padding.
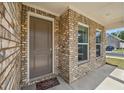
[29,16,52,79]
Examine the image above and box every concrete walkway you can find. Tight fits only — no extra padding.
[106,52,124,58]
[96,68,124,90]
[22,64,116,90]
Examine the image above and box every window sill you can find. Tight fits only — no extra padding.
[78,60,89,66]
[96,56,103,60]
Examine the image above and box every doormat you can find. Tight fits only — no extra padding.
[36,77,60,90]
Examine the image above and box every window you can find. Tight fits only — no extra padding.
[96,30,101,57]
[78,23,89,63]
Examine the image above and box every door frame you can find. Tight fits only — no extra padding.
[27,12,55,82]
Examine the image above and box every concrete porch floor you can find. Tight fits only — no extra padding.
[22,64,117,90]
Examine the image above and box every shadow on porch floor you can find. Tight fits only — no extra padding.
[22,64,116,90]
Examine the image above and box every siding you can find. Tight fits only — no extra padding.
[0,2,21,89]
[107,34,120,48]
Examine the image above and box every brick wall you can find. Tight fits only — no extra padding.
[0,2,21,89]
[58,10,70,83]
[59,9,106,83]
[21,6,106,85]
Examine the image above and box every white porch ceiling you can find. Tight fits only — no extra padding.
[23,2,124,30]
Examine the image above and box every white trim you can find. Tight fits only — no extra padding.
[78,22,89,28]
[23,3,59,16]
[27,12,55,82]
[28,12,54,22]
[96,29,102,32]
[78,22,89,64]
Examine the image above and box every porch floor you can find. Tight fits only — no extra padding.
[22,64,118,90]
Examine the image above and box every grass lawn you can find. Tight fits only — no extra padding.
[106,56,124,69]
[112,49,124,54]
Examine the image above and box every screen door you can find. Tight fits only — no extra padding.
[29,16,53,79]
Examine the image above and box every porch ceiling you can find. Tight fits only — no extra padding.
[23,2,124,30]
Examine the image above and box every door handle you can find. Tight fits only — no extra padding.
[50,48,52,52]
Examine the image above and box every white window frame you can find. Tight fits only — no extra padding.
[78,22,89,64]
[96,29,102,58]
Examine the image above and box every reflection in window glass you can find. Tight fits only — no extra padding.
[78,25,88,43]
[78,45,88,61]
[96,31,101,43]
[78,24,88,63]
[96,45,101,57]
[96,30,101,57]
